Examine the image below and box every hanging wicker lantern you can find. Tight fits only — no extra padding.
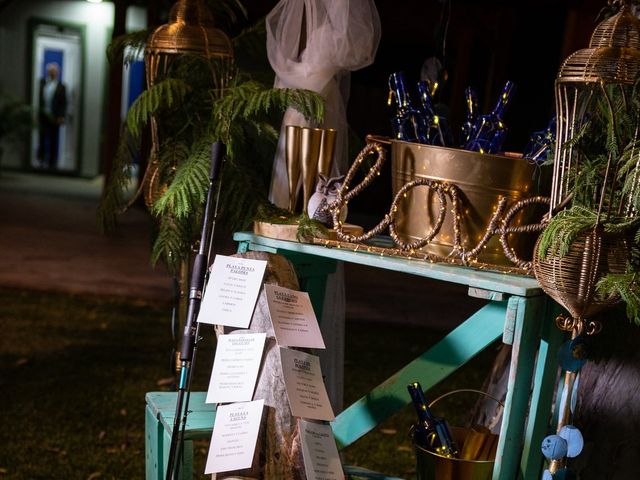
[143,0,234,206]
[549,3,640,211]
[533,2,640,335]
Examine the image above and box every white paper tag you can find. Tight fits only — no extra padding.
[206,333,266,404]
[280,347,335,421]
[204,399,265,474]
[265,284,325,349]
[299,420,345,480]
[198,255,267,327]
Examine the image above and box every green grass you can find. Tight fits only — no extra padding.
[0,288,497,479]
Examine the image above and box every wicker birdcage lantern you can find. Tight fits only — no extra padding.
[533,2,640,336]
[143,0,234,206]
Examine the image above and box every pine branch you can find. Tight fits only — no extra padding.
[126,78,190,137]
[106,30,149,65]
[597,273,640,325]
[151,213,195,273]
[152,141,211,218]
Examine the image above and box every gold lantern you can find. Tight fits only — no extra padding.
[142,0,234,206]
[141,0,234,373]
[535,2,640,336]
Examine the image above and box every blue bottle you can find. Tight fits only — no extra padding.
[417,80,453,146]
[523,116,556,163]
[388,72,428,143]
[461,86,479,145]
[464,80,516,154]
[407,382,459,458]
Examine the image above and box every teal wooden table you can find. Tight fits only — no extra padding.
[145,232,563,480]
[235,232,563,480]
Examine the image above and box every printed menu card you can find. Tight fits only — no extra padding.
[206,333,266,404]
[205,399,264,474]
[280,347,335,421]
[265,284,325,349]
[299,420,345,480]
[198,255,267,327]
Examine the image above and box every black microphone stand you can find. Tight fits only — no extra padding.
[165,141,225,480]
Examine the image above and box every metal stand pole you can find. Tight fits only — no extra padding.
[165,141,225,480]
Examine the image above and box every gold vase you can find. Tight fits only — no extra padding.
[318,128,337,177]
[300,127,323,214]
[285,125,302,212]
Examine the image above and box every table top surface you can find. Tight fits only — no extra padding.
[234,232,543,297]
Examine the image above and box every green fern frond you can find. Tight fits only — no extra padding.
[597,273,640,325]
[538,205,639,260]
[126,79,190,137]
[151,214,195,273]
[211,83,325,127]
[106,30,149,65]
[153,141,211,218]
[537,206,598,259]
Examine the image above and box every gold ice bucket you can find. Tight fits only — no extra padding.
[415,427,495,480]
[390,139,545,266]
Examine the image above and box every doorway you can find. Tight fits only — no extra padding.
[30,21,83,173]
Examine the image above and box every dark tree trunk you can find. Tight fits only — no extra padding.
[569,316,640,479]
[101,0,129,185]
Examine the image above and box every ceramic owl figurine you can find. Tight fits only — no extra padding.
[307,174,347,227]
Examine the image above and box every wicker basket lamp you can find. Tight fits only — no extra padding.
[143,0,234,206]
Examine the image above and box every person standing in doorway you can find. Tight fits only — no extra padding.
[37,62,67,169]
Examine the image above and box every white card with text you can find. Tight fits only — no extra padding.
[280,347,335,421]
[206,332,267,404]
[198,255,267,327]
[299,420,345,480]
[205,399,265,474]
[265,284,325,349]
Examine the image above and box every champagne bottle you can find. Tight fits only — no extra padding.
[464,80,516,154]
[388,72,428,143]
[407,382,459,458]
[523,116,556,163]
[461,86,479,145]
[417,80,452,146]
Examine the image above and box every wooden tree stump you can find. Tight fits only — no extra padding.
[213,251,306,480]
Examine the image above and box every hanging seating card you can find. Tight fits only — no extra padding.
[265,284,325,349]
[205,332,267,404]
[280,347,335,421]
[205,399,265,474]
[198,255,267,328]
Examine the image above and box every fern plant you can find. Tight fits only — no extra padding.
[98,14,324,275]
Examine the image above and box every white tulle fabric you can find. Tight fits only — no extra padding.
[266,0,381,207]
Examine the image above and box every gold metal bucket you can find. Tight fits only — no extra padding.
[416,428,495,480]
[414,389,502,480]
[390,139,546,266]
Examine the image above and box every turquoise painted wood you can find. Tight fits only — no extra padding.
[520,304,565,480]
[233,232,542,297]
[145,403,162,480]
[492,296,545,480]
[145,392,215,480]
[331,300,506,449]
[344,464,407,479]
[146,233,558,479]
